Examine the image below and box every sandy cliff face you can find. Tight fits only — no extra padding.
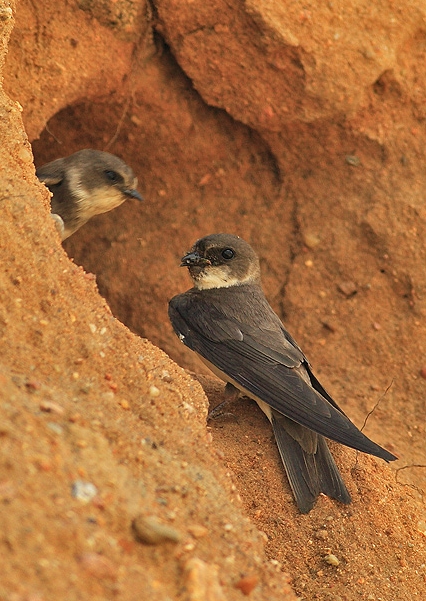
[1,0,426,599]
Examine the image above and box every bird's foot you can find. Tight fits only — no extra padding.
[207,382,240,422]
[207,406,239,423]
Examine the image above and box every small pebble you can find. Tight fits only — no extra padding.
[26,379,41,391]
[345,155,361,166]
[303,232,321,249]
[198,173,212,186]
[149,385,160,398]
[132,515,181,545]
[39,400,64,414]
[188,524,209,538]
[315,529,328,540]
[183,557,227,601]
[419,367,426,380]
[161,370,172,382]
[18,145,33,162]
[0,7,13,20]
[324,553,340,566]
[71,481,98,503]
[131,114,143,126]
[235,574,259,596]
[322,321,336,333]
[183,542,196,551]
[47,422,64,435]
[337,281,357,297]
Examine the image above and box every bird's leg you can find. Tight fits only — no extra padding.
[208,382,241,421]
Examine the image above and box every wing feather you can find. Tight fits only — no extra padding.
[169,289,396,462]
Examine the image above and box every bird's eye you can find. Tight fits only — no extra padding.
[105,170,118,182]
[221,248,235,260]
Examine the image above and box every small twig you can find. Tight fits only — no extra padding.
[104,97,131,151]
[45,124,63,145]
[395,464,426,502]
[353,379,393,469]
[360,379,394,432]
[395,463,426,476]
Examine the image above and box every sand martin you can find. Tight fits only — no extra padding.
[36,149,143,240]
[169,233,397,513]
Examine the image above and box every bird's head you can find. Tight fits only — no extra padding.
[72,149,142,218]
[180,233,261,290]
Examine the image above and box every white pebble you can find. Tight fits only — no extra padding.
[72,481,98,503]
[324,553,340,566]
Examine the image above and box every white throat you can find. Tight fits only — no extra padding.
[68,167,126,218]
[193,265,256,290]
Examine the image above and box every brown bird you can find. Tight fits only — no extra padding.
[169,233,397,513]
[36,149,143,240]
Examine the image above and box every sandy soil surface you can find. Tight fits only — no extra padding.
[1,0,426,599]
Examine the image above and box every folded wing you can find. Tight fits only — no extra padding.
[169,290,396,462]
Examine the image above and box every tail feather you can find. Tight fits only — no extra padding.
[271,410,351,513]
[315,436,351,504]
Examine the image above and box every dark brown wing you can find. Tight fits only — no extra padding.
[36,158,66,187]
[169,288,396,462]
[36,158,77,229]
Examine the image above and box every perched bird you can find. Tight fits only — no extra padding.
[169,233,397,513]
[36,149,143,240]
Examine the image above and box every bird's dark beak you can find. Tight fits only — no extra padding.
[180,252,212,268]
[125,189,143,201]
